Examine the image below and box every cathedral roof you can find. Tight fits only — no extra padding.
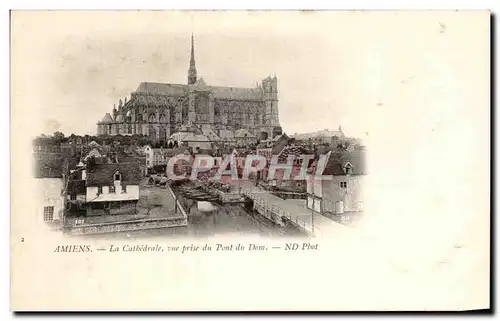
[209,86,263,100]
[136,82,189,96]
[101,113,114,124]
[135,81,264,101]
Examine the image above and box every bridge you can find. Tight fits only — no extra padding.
[236,181,350,237]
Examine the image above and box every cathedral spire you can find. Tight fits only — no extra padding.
[188,33,197,85]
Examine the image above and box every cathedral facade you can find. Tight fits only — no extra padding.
[97,35,282,144]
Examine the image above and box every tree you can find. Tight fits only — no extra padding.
[53,131,66,144]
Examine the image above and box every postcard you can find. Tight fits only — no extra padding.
[10,10,490,311]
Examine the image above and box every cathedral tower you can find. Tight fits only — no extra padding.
[262,76,279,127]
[188,34,197,85]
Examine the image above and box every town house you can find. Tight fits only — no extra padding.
[33,154,66,225]
[85,160,141,216]
[307,149,366,215]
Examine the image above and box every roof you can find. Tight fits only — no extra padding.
[84,148,103,161]
[171,132,210,142]
[219,130,235,141]
[257,133,289,149]
[135,81,264,101]
[293,129,344,140]
[322,149,366,175]
[235,129,257,138]
[136,82,189,96]
[195,77,207,87]
[210,86,263,101]
[200,127,220,141]
[86,162,142,186]
[88,141,100,147]
[277,145,310,162]
[234,149,255,157]
[177,123,202,134]
[164,146,190,157]
[101,113,114,124]
[93,157,109,165]
[274,133,290,141]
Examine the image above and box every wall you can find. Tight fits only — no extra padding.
[87,200,138,216]
[34,178,65,221]
[109,201,137,215]
[306,196,321,212]
[86,184,140,203]
[321,175,364,213]
[64,217,188,235]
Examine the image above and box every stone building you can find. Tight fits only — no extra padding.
[97,35,282,144]
[306,149,366,215]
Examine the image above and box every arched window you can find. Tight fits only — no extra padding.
[196,95,209,114]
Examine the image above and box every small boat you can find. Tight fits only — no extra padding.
[197,201,217,212]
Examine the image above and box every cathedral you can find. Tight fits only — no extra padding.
[97,35,282,144]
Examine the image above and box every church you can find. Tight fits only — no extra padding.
[97,35,282,145]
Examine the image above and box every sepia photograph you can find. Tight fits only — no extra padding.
[10,10,490,311]
[27,12,366,239]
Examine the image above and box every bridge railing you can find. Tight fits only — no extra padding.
[241,187,312,234]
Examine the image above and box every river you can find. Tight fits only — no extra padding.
[81,196,305,240]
